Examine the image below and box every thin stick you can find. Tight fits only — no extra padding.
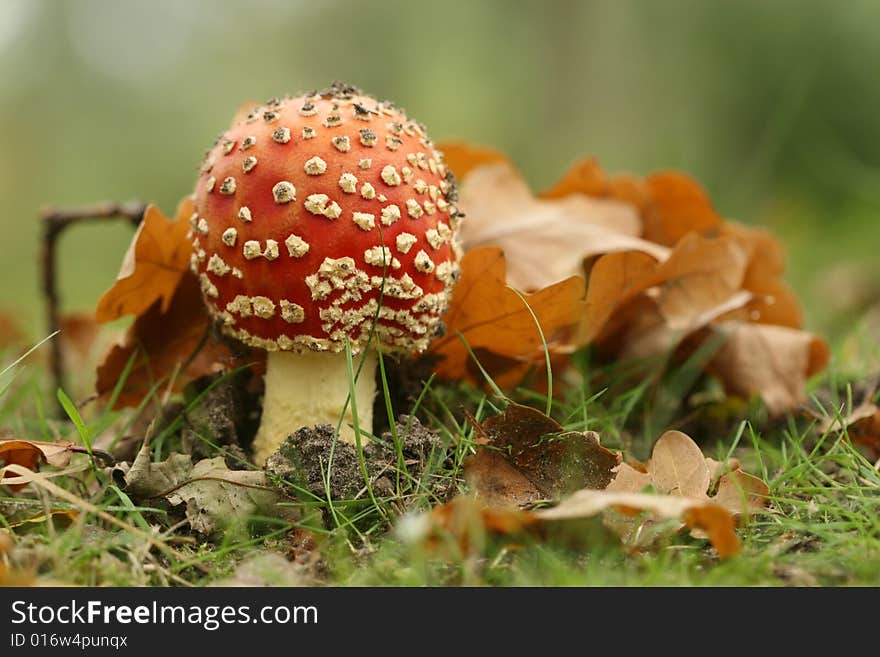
[41,201,145,412]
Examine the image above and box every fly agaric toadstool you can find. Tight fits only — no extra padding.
[189,83,461,465]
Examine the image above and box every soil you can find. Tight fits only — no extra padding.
[265,415,441,504]
[182,371,262,464]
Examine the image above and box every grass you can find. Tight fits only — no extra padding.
[1,331,879,588]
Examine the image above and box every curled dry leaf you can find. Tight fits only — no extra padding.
[579,233,752,349]
[456,160,665,290]
[398,496,535,557]
[707,321,830,415]
[443,144,826,412]
[0,438,79,491]
[815,388,880,460]
[607,430,770,519]
[534,489,740,558]
[428,247,584,386]
[124,442,295,536]
[95,273,235,408]
[579,232,825,413]
[540,158,723,247]
[410,430,767,559]
[166,457,295,536]
[123,441,193,498]
[95,199,193,323]
[465,403,620,507]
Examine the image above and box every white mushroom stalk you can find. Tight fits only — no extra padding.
[252,350,377,465]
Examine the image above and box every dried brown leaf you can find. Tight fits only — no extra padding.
[541,159,723,247]
[712,469,771,517]
[438,141,508,181]
[457,161,664,290]
[464,449,544,509]
[534,488,740,558]
[95,199,193,323]
[607,429,769,518]
[580,233,751,348]
[707,321,830,415]
[428,247,584,385]
[0,438,79,491]
[816,390,880,460]
[95,272,235,408]
[647,430,711,498]
[465,404,620,508]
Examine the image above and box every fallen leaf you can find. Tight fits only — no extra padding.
[0,438,79,490]
[465,449,544,509]
[95,272,236,408]
[428,247,584,386]
[534,489,740,558]
[712,469,773,517]
[577,232,823,413]
[438,141,508,181]
[647,430,711,497]
[404,488,740,559]
[816,389,880,460]
[465,404,620,507]
[124,442,295,536]
[707,321,829,415]
[580,233,751,348]
[607,430,770,518]
[456,161,665,290]
[440,144,826,414]
[95,199,193,323]
[124,441,193,498]
[399,496,535,557]
[166,457,295,536]
[8,508,79,529]
[721,222,803,329]
[542,159,723,247]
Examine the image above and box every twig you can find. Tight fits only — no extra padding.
[41,201,145,413]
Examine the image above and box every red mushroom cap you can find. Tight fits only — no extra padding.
[190,83,461,354]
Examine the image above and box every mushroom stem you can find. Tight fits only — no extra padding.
[251,349,377,465]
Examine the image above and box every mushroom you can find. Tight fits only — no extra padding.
[189,83,462,465]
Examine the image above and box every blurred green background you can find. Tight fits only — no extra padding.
[1,0,879,344]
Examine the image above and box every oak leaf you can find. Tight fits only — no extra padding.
[706,321,830,415]
[428,247,584,386]
[124,443,296,536]
[815,386,880,460]
[439,143,828,412]
[95,272,234,408]
[439,141,508,181]
[541,158,723,247]
[579,233,752,350]
[95,199,193,323]
[0,438,79,491]
[534,489,740,558]
[606,430,770,518]
[465,404,620,508]
[456,160,665,290]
